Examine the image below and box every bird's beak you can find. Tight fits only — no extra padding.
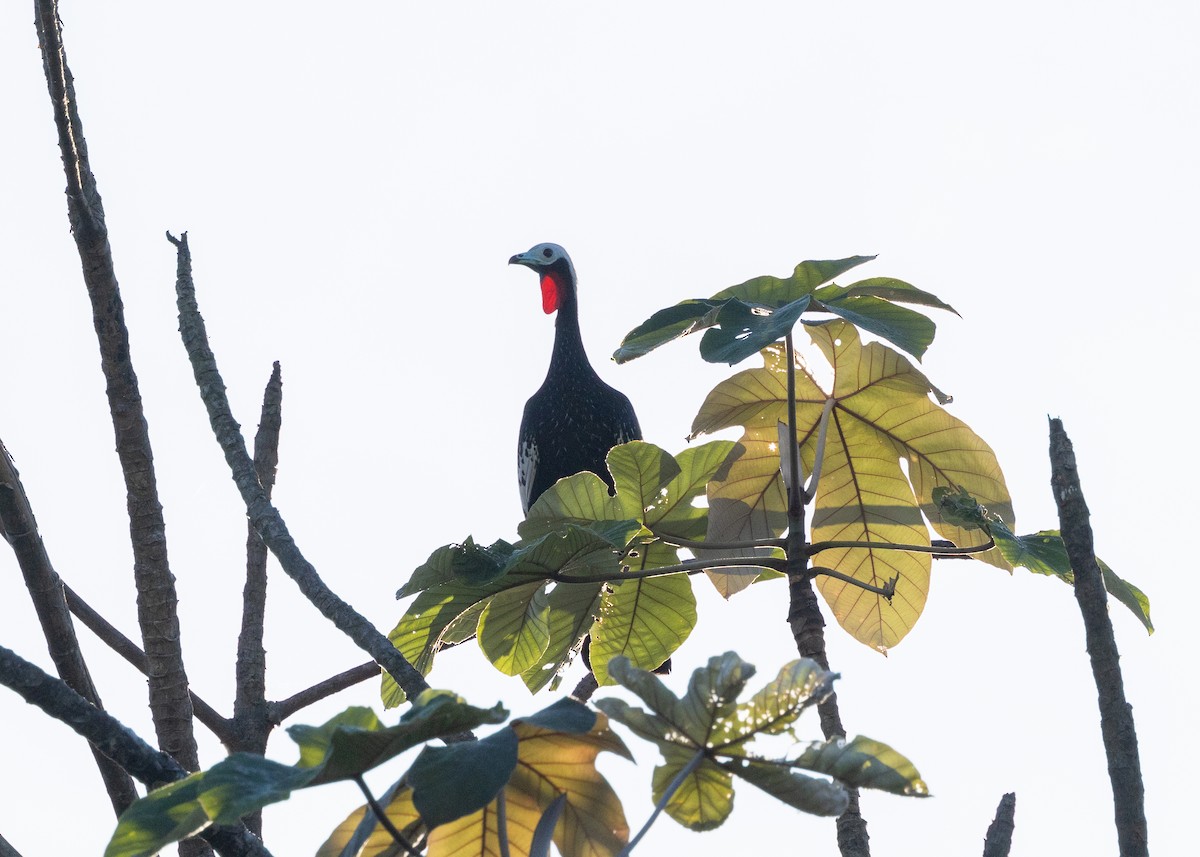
[509,252,533,268]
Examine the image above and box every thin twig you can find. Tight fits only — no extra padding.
[167,232,429,700]
[271,662,380,723]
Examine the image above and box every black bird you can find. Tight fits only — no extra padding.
[510,243,668,678]
[509,243,641,514]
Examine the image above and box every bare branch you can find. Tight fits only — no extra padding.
[62,585,231,744]
[0,439,138,811]
[0,643,269,857]
[271,662,379,723]
[231,364,283,753]
[33,0,199,776]
[1049,418,1147,856]
[982,792,1016,857]
[167,232,429,700]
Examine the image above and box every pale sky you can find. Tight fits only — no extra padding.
[1,2,1196,855]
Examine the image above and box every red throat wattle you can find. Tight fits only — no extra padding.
[540,274,560,314]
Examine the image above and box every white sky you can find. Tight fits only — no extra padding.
[1,2,1196,855]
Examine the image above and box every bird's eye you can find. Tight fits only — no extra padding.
[542,248,553,258]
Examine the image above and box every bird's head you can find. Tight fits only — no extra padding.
[509,242,577,315]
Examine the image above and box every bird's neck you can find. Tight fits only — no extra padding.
[547,297,599,381]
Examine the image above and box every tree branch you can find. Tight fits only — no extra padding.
[62,585,232,744]
[0,644,270,857]
[270,661,379,723]
[782,334,868,857]
[0,438,138,812]
[1048,418,1147,857]
[167,231,429,700]
[231,364,283,764]
[981,792,1016,857]
[33,0,200,779]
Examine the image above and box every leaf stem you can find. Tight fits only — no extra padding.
[806,537,995,558]
[619,749,706,856]
[802,398,836,504]
[551,554,785,585]
[496,788,512,857]
[353,775,422,857]
[650,532,787,551]
[810,566,898,599]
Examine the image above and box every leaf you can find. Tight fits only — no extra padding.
[718,758,848,817]
[296,691,508,787]
[422,703,631,857]
[815,276,959,315]
[698,296,812,366]
[590,571,697,684]
[814,295,937,361]
[712,257,878,304]
[615,255,959,365]
[519,581,604,694]
[108,695,506,857]
[478,580,552,675]
[409,730,520,828]
[613,299,726,364]
[691,325,1014,651]
[317,783,422,857]
[792,735,930,796]
[651,745,734,830]
[990,525,1153,633]
[595,654,924,834]
[400,539,515,598]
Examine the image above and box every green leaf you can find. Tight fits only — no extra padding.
[591,572,697,684]
[302,691,508,787]
[815,294,937,361]
[815,276,958,314]
[478,580,552,675]
[712,659,835,747]
[652,746,733,831]
[792,735,930,797]
[399,538,515,597]
[698,296,813,366]
[514,697,598,734]
[719,758,849,817]
[519,580,604,694]
[691,326,1014,651]
[108,695,507,857]
[991,525,1153,633]
[613,299,726,363]
[713,256,878,304]
[409,729,520,828]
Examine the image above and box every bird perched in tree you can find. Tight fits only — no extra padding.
[508,243,642,514]
[509,243,669,677]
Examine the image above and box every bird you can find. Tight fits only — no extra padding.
[509,243,670,678]
[508,243,642,515]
